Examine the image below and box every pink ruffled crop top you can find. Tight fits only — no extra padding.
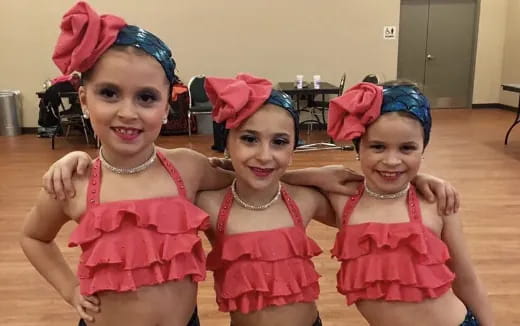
[69,151,210,296]
[331,184,455,305]
[206,187,322,313]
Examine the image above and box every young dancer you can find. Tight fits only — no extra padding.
[327,82,493,325]
[22,2,226,325]
[198,74,330,326]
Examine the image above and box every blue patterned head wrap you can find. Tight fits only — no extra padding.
[115,25,176,85]
[266,90,299,148]
[381,85,432,146]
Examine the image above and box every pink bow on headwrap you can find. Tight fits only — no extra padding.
[204,73,273,129]
[327,82,383,141]
[52,1,127,75]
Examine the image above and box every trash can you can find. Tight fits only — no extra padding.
[0,90,22,136]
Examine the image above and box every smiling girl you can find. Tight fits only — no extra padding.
[327,81,493,326]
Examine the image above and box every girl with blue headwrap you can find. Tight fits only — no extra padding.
[22,2,223,326]
[23,4,367,326]
[181,74,463,326]
[33,4,463,326]
[327,81,493,326]
[197,73,331,326]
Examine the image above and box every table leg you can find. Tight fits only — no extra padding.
[504,96,520,145]
[320,93,326,129]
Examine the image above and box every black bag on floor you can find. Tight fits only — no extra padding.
[161,89,197,135]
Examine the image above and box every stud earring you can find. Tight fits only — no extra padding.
[82,109,89,119]
[162,116,168,124]
[355,154,360,161]
[224,149,230,159]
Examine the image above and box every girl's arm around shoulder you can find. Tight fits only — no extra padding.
[284,184,337,228]
[163,148,233,197]
[442,213,495,326]
[282,165,363,195]
[42,151,94,200]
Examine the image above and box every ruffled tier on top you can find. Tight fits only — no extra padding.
[332,222,455,305]
[69,197,209,295]
[208,227,322,313]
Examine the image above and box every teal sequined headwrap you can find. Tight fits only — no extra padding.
[115,25,176,85]
[381,85,432,146]
[266,90,299,148]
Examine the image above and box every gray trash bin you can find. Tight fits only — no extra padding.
[0,90,21,136]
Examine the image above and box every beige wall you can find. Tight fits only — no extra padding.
[472,0,508,104]
[3,1,518,128]
[0,0,400,127]
[474,0,520,106]
[500,0,520,107]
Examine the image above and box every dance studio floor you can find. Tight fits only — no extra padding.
[1,108,519,325]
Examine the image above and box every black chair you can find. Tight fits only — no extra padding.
[54,91,92,149]
[302,73,346,132]
[294,73,353,152]
[187,75,213,137]
[362,74,380,84]
[39,82,92,149]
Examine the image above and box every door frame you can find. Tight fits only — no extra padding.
[468,0,482,108]
[397,0,482,108]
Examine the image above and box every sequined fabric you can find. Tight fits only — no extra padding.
[381,85,432,146]
[460,310,480,326]
[266,89,299,148]
[115,25,176,85]
[52,2,176,85]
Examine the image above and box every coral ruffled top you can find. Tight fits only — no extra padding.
[207,187,322,313]
[331,184,455,305]
[69,151,209,296]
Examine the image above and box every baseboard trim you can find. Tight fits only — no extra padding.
[472,103,501,109]
[22,127,38,134]
[472,103,516,112]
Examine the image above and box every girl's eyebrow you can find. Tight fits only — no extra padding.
[239,130,291,138]
[92,82,120,90]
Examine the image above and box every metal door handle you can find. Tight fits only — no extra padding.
[426,54,434,60]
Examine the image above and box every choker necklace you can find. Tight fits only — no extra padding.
[364,179,410,200]
[231,178,281,210]
[99,146,157,174]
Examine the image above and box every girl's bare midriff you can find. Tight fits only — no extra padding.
[230,302,318,326]
[356,290,467,326]
[84,278,197,326]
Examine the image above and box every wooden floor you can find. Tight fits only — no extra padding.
[2,108,519,325]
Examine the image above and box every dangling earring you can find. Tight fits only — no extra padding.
[162,116,168,124]
[82,108,89,119]
[355,153,360,161]
[224,149,230,159]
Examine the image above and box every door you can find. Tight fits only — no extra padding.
[397,0,478,108]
